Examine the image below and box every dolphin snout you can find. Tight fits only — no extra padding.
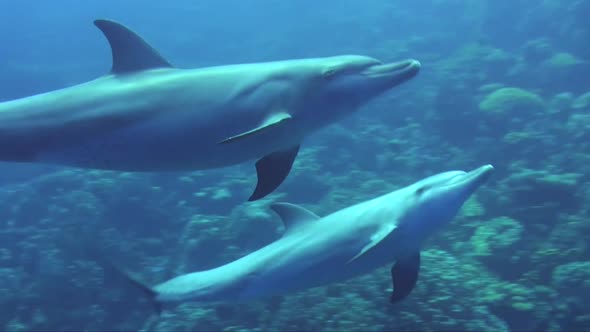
[468,164,494,183]
[454,164,494,190]
[362,59,421,81]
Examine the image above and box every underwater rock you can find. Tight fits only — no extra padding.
[459,196,486,218]
[552,261,590,298]
[537,51,589,94]
[470,216,525,278]
[175,214,230,271]
[549,92,574,113]
[480,282,557,331]
[465,306,510,332]
[501,168,582,219]
[502,130,542,145]
[478,87,546,116]
[470,216,523,257]
[235,248,506,331]
[478,83,505,94]
[532,214,589,279]
[572,91,590,110]
[438,43,517,90]
[405,249,513,331]
[543,52,583,69]
[226,201,283,253]
[189,182,244,216]
[57,190,103,229]
[521,38,553,64]
[4,318,29,332]
[0,268,22,305]
[551,261,590,329]
[566,113,590,141]
[499,129,561,165]
[482,48,515,71]
[477,87,547,137]
[152,304,236,331]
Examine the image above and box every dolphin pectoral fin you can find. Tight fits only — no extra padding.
[94,19,173,74]
[347,223,397,263]
[219,112,292,144]
[249,145,300,201]
[390,252,421,304]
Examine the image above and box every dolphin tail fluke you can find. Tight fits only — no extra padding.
[118,267,163,316]
[99,258,163,316]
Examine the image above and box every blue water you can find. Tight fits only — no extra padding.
[0,0,589,331]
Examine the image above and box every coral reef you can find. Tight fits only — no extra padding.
[478,87,546,117]
[1,1,589,331]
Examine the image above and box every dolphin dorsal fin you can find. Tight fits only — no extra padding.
[270,202,320,232]
[94,19,173,74]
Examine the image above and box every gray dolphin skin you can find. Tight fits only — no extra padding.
[0,19,421,200]
[120,165,493,313]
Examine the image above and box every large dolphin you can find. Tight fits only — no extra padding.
[0,19,421,200]
[117,165,493,313]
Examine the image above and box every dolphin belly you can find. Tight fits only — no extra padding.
[226,214,395,300]
[34,110,300,171]
[0,70,300,171]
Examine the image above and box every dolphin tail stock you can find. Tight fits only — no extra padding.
[104,260,163,316]
[116,265,162,316]
[85,246,163,316]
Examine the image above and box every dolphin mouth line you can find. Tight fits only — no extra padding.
[362,59,421,78]
[441,164,494,189]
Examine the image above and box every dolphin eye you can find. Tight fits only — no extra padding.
[415,186,429,196]
[322,68,338,78]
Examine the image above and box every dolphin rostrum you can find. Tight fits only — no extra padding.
[0,19,421,200]
[115,165,493,313]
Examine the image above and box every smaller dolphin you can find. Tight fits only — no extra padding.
[0,19,421,200]
[115,165,493,313]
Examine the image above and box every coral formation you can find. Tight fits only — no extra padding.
[0,1,589,330]
[478,87,546,116]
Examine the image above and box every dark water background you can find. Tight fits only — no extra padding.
[0,0,589,331]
